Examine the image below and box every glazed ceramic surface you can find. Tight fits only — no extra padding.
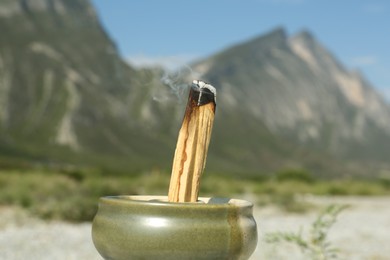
[92,195,257,260]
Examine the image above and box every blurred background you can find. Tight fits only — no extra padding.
[0,0,389,259]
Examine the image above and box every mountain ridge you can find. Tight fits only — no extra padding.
[0,0,389,177]
[192,27,390,164]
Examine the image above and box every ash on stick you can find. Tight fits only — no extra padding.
[168,80,216,202]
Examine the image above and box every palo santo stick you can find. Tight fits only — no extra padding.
[168,80,216,202]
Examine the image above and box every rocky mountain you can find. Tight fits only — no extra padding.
[0,0,389,177]
[0,0,180,170]
[192,28,390,170]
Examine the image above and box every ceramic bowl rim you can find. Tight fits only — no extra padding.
[99,195,253,208]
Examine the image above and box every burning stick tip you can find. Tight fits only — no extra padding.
[192,80,217,106]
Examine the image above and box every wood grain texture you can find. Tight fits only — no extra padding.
[168,84,216,202]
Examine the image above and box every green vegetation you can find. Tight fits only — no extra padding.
[0,168,169,222]
[265,204,348,259]
[0,168,389,222]
[253,169,390,213]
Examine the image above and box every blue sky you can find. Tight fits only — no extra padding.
[91,0,390,98]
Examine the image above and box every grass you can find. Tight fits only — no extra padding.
[0,167,389,222]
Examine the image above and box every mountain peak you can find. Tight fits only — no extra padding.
[292,30,315,40]
[264,27,287,39]
[248,27,287,47]
[289,30,318,48]
[193,26,390,169]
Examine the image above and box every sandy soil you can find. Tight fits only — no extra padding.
[253,196,390,260]
[0,196,389,260]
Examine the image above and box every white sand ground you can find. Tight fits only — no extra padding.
[0,196,389,260]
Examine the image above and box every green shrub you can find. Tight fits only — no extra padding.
[266,204,349,259]
[378,176,390,189]
[275,169,314,183]
[326,185,348,195]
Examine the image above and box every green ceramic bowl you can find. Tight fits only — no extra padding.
[92,195,257,260]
